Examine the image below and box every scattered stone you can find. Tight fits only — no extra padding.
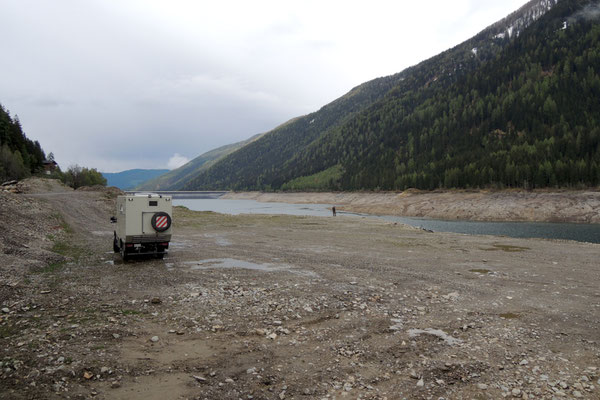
[192,375,207,383]
[389,318,403,331]
[112,333,120,339]
[477,383,488,390]
[111,381,121,389]
[151,297,162,304]
[442,292,460,301]
[1,308,9,313]
[512,388,521,397]
[150,336,159,342]
[559,381,568,389]
[417,378,424,387]
[83,371,93,380]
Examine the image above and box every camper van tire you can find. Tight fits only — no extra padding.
[120,245,129,262]
[113,232,120,253]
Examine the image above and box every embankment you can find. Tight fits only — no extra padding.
[222,189,600,223]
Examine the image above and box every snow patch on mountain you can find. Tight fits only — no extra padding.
[492,0,559,41]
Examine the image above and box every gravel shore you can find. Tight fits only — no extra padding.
[1,179,599,399]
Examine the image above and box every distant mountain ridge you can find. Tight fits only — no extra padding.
[161,0,599,191]
[102,169,169,190]
[135,133,263,190]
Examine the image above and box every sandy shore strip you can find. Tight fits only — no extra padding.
[222,190,600,223]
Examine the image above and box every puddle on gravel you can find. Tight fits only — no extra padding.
[214,238,232,246]
[203,234,232,246]
[184,258,318,277]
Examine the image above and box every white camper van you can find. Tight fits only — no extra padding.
[112,193,172,260]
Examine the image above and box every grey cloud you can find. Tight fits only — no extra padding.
[30,97,73,108]
[0,1,532,172]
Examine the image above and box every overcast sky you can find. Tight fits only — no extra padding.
[1,0,527,172]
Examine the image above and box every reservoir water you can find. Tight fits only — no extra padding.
[173,198,600,244]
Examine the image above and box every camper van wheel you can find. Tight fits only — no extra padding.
[156,253,164,260]
[120,247,129,262]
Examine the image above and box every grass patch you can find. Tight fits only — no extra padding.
[499,312,521,319]
[470,269,492,274]
[121,309,142,316]
[38,262,65,274]
[281,164,343,191]
[52,212,74,234]
[36,215,87,274]
[51,240,71,256]
[0,324,20,339]
[482,244,530,252]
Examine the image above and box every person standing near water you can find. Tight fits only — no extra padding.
[332,206,336,216]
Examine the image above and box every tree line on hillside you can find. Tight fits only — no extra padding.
[0,104,45,181]
[331,6,600,190]
[0,102,106,188]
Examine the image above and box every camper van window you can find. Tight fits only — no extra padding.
[149,201,158,206]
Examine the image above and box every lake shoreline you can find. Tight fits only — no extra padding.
[222,189,600,224]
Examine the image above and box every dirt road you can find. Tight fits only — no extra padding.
[1,180,599,399]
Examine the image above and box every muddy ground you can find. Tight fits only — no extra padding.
[223,190,600,224]
[1,179,599,399]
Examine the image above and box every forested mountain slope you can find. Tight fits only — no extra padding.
[184,0,599,191]
[136,133,263,190]
[328,0,600,190]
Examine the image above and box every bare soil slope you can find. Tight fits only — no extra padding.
[1,179,599,399]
